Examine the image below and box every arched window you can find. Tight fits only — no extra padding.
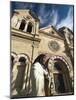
[27,22,32,33]
[19,19,26,31]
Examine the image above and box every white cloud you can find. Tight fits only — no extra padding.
[38,4,49,24]
[56,7,73,31]
[37,5,73,31]
[50,9,59,26]
[38,6,59,27]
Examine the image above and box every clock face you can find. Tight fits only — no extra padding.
[48,41,60,52]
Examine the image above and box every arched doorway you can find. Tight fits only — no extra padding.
[14,53,30,95]
[35,54,73,95]
[53,58,72,94]
[15,56,26,94]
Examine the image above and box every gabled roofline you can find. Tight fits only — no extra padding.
[40,25,59,33]
[39,25,52,30]
[39,29,64,40]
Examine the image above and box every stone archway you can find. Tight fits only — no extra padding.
[50,56,73,95]
[15,54,30,94]
[11,53,31,96]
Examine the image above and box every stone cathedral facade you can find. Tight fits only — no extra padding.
[11,9,74,97]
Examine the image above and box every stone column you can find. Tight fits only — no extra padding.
[47,59,56,95]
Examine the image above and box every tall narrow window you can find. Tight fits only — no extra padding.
[19,19,26,31]
[27,22,32,33]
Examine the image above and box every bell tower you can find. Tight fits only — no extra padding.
[11,9,40,35]
[11,9,41,65]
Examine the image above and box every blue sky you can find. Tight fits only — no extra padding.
[11,2,74,31]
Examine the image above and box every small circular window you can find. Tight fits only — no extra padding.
[48,41,60,52]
